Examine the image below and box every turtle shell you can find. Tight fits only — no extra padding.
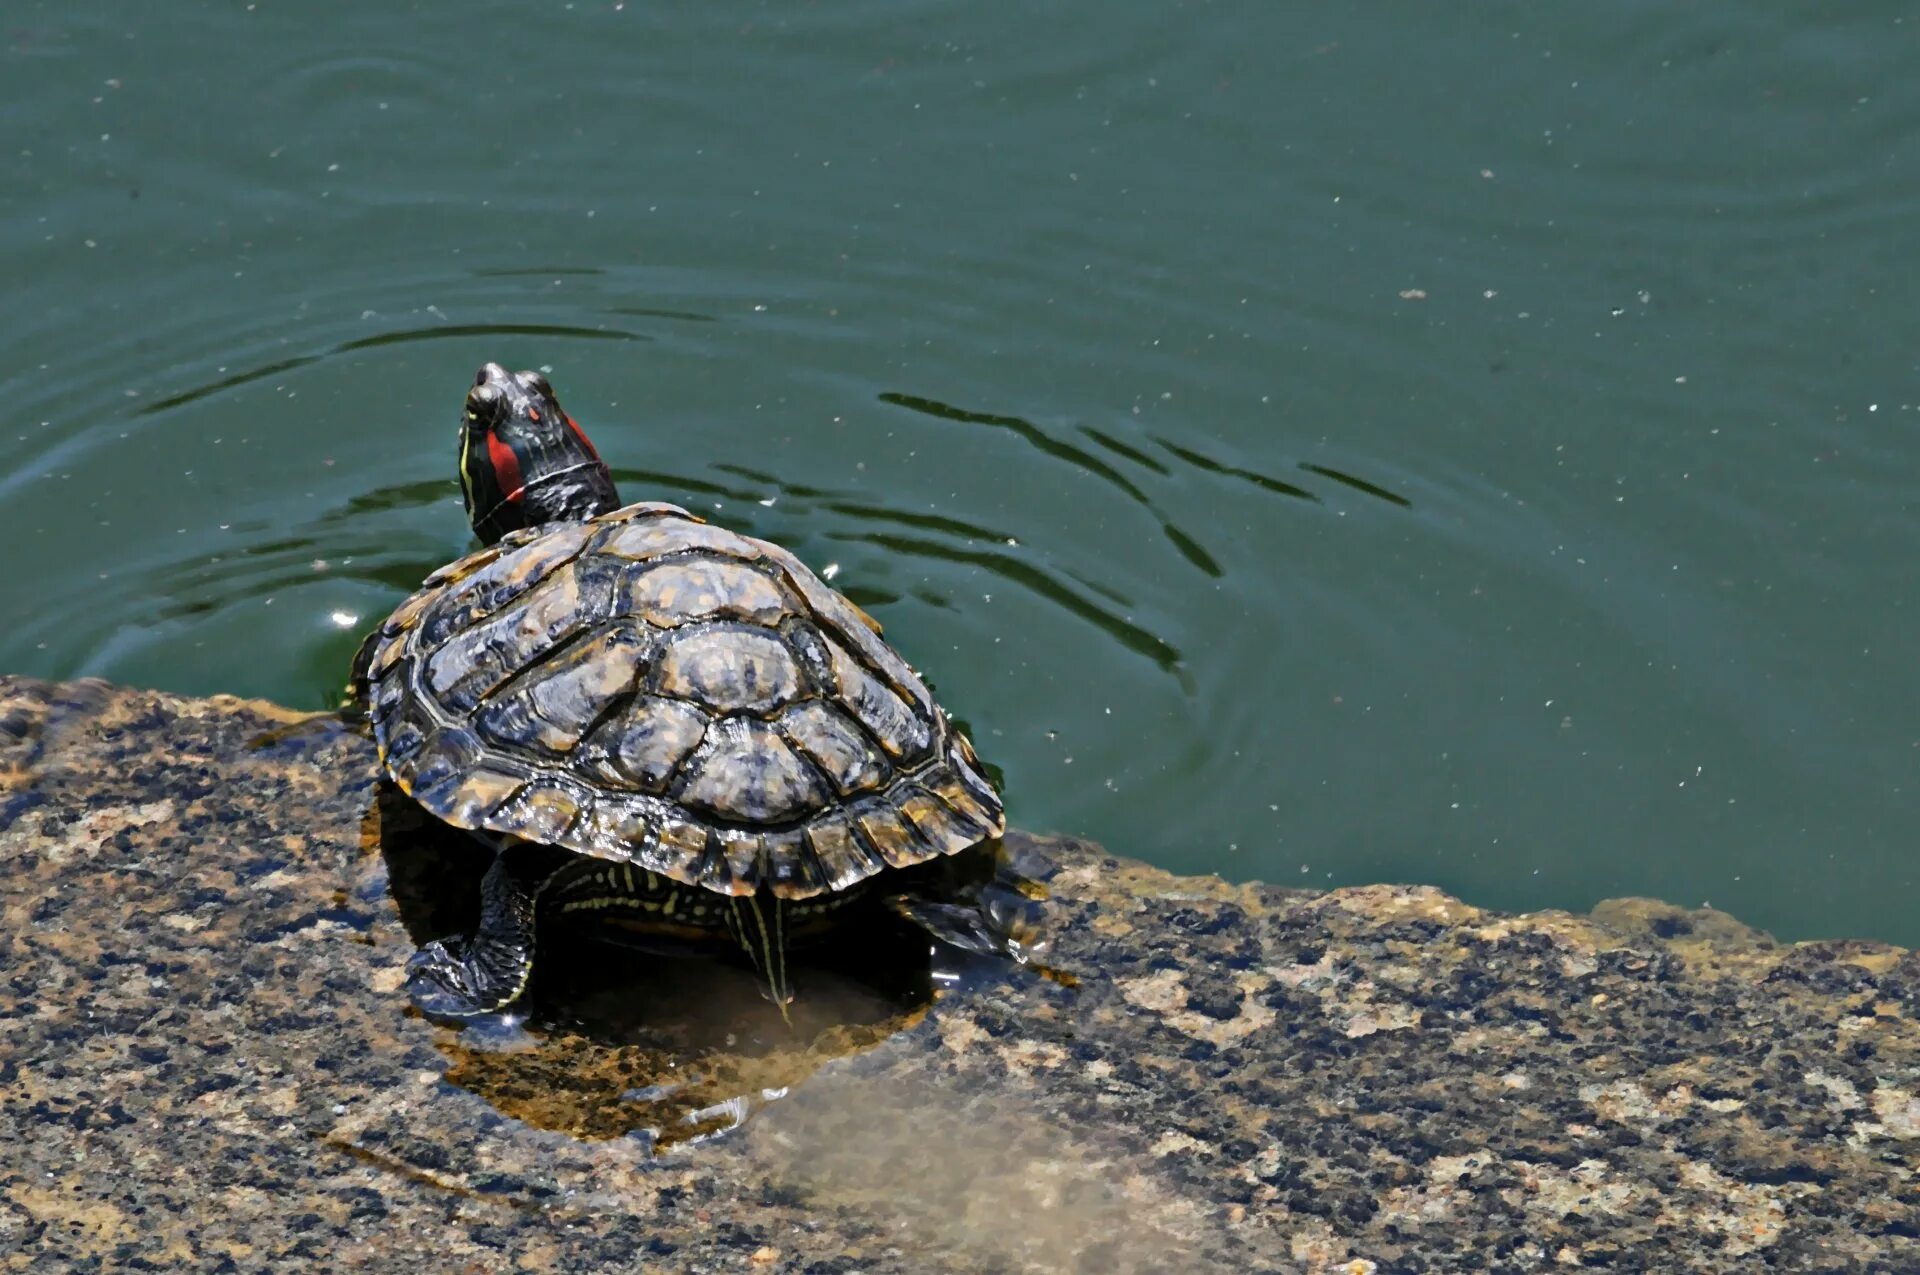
[360,501,1003,900]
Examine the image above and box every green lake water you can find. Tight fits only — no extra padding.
[5,3,1917,944]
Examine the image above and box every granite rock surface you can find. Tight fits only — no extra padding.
[1,677,1916,1273]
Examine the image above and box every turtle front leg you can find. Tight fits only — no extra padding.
[405,853,539,1018]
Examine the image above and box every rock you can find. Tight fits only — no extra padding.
[1,676,1916,1272]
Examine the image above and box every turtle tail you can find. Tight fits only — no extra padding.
[727,893,793,1025]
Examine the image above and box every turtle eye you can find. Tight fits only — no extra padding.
[466,383,504,425]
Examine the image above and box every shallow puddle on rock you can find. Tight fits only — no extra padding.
[433,968,930,1148]
[363,786,973,1148]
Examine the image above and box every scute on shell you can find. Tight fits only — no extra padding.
[578,694,709,793]
[421,522,597,650]
[777,700,887,796]
[651,626,803,715]
[472,625,645,755]
[624,557,791,627]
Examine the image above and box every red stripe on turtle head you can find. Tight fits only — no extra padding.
[564,414,603,461]
[486,430,526,502]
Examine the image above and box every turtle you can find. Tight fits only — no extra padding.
[353,362,1032,1019]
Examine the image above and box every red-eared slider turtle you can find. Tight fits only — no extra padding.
[354,363,1024,1018]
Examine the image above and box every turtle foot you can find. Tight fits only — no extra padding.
[890,888,1079,989]
[889,895,1027,962]
[404,937,531,1019]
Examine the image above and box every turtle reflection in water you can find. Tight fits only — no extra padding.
[351,363,1045,1019]
[372,789,1025,1145]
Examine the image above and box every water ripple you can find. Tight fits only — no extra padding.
[879,392,1153,506]
[828,530,1184,677]
[710,463,841,501]
[824,502,1012,545]
[1078,427,1171,476]
[138,325,647,419]
[135,356,324,416]
[1150,437,1319,503]
[1298,463,1412,509]
[877,390,1228,583]
[334,322,647,353]
[604,306,721,325]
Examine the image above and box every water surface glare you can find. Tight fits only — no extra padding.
[4,3,1918,943]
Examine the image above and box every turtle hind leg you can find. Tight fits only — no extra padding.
[405,853,540,1018]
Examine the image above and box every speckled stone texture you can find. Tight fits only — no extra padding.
[2,677,1916,1273]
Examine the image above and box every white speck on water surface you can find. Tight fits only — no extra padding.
[328,611,358,629]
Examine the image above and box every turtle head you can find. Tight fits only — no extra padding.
[460,362,622,545]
